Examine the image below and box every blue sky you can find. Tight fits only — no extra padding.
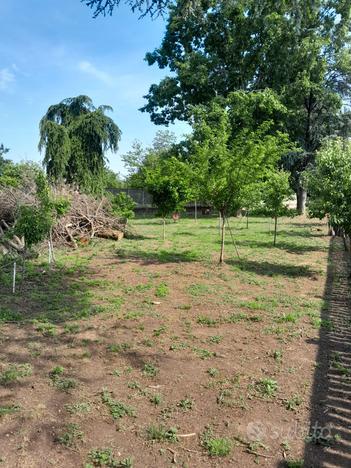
[0,0,189,175]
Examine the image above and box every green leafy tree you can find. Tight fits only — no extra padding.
[102,168,124,190]
[110,192,136,221]
[262,170,293,246]
[0,159,41,190]
[39,95,121,194]
[306,137,351,247]
[189,96,290,263]
[240,183,263,228]
[141,1,351,213]
[144,156,192,239]
[122,130,177,188]
[15,173,53,248]
[14,172,70,249]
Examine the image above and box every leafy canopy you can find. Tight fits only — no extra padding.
[122,130,177,188]
[144,156,193,218]
[189,92,292,216]
[110,192,136,220]
[142,0,351,137]
[39,95,121,194]
[262,170,293,219]
[306,137,351,235]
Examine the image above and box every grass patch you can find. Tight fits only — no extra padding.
[201,427,231,457]
[65,402,91,414]
[0,363,32,385]
[155,282,169,298]
[101,390,135,420]
[187,283,210,297]
[87,448,132,467]
[0,404,20,417]
[56,423,84,448]
[146,425,178,442]
[197,315,218,327]
[49,366,77,392]
[107,343,131,353]
[142,362,159,377]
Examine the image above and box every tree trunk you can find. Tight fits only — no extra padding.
[296,187,307,215]
[274,216,278,246]
[219,211,225,264]
[162,218,166,241]
[246,211,249,229]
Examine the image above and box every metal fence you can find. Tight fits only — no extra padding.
[108,188,153,208]
[108,188,209,212]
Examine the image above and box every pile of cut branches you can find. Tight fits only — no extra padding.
[52,188,125,248]
[0,185,126,253]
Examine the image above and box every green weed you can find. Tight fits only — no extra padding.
[101,390,135,419]
[146,425,178,442]
[0,363,32,385]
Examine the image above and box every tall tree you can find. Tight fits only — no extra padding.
[39,95,121,194]
[141,0,351,212]
[189,93,291,263]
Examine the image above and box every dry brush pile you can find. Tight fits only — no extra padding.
[0,184,126,255]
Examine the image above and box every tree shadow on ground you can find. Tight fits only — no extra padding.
[277,238,351,467]
[124,233,153,241]
[0,262,96,323]
[230,238,327,255]
[227,258,319,278]
[278,229,326,239]
[173,231,197,236]
[115,247,200,264]
[290,221,324,228]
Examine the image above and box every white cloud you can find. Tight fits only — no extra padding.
[78,60,113,85]
[0,67,15,90]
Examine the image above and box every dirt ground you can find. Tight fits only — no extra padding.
[0,216,349,467]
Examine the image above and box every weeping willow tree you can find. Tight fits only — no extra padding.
[39,95,121,194]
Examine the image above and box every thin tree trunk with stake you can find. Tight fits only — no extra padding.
[219,210,225,263]
[274,216,278,246]
[162,218,166,241]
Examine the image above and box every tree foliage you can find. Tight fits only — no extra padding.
[189,93,291,261]
[14,173,54,248]
[144,156,193,238]
[110,192,136,220]
[83,0,198,18]
[262,170,293,245]
[306,137,351,238]
[145,156,192,217]
[141,0,351,211]
[190,93,291,216]
[142,1,351,128]
[0,158,41,190]
[122,130,177,188]
[39,95,121,194]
